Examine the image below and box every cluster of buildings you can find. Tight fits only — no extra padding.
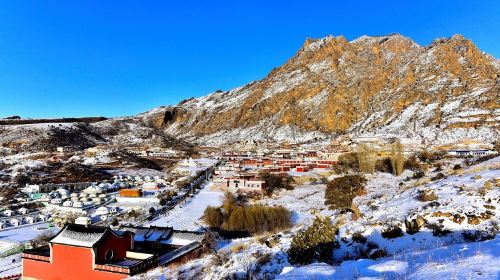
[212,145,344,194]
[53,144,185,159]
[0,207,49,229]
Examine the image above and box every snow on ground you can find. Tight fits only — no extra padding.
[0,240,17,255]
[333,156,499,260]
[260,184,332,226]
[146,156,499,279]
[0,223,56,244]
[278,235,500,280]
[147,182,224,231]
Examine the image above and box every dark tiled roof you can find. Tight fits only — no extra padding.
[120,225,173,242]
[170,230,205,243]
[159,241,202,265]
[50,224,110,248]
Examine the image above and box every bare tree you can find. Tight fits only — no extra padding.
[355,143,377,173]
[390,141,405,176]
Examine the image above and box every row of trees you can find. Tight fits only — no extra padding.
[203,192,291,234]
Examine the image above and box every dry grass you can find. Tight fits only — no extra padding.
[230,243,249,253]
[293,176,317,184]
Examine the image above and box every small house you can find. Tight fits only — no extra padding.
[74,216,91,226]
[25,216,36,224]
[95,206,109,216]
[72,201,84,208]
[109,206,118,214]
[51,198,63,205]
[10,218,21,226]
[3,209,14,217]
[62,201,73,207]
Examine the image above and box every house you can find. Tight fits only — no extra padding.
[118,225,205,267]
[296,166,310,172]
[22,224,205,279]
[73,201,84,208]
[56,146,78,154]
[51,198,63,205]
[3,209,14,217]
[108,206,119,215]
[62,201,73,207]
[226,174,267,194]
[10,218,21,226]
[22,224,146,280]
[447,149,497,157]
[75,216,91,226]
[240,179,266,193]
[25,216,37,224]
[96,206,110,216]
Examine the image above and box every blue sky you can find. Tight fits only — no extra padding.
[0,1,498,118]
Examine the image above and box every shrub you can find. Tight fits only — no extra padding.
[381,225,404,239]
[404,155,421,171]
[453,164,462,170]
[417,189,438,202]
[351,232,367,244]
[205,193,291,234]
[431,172,445,181]
[230,243,248,253]
[30,231,55,248]
[462,230,496,242]
[288,216,338,265]
[337,153,358,172]
[412,170,425,179]
[325,175,367,211]
[260,172,294,196]
[426,222,451,236]
[375,158,392,173]
[203,206,224,228]
[418,150,445,163]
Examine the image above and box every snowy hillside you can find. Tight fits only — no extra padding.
[133,155,500,279]
[139,34,499,145]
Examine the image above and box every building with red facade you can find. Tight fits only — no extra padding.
[22,224,205,280]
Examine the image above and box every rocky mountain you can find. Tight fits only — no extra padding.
[143,34,499,145]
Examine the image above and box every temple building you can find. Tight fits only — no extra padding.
[22,224,205,279]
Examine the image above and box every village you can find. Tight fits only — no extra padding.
[0,135,497,279]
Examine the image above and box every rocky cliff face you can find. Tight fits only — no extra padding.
[144,34,499,145]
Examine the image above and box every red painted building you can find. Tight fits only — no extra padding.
[22,224,157,280]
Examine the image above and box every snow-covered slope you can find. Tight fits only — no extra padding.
[131,156,500,280]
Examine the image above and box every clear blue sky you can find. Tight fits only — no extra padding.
[0,1,498,118]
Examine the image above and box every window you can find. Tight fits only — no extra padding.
[105,249,114,261]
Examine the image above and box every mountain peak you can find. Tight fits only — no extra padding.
[143,34,499,145]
